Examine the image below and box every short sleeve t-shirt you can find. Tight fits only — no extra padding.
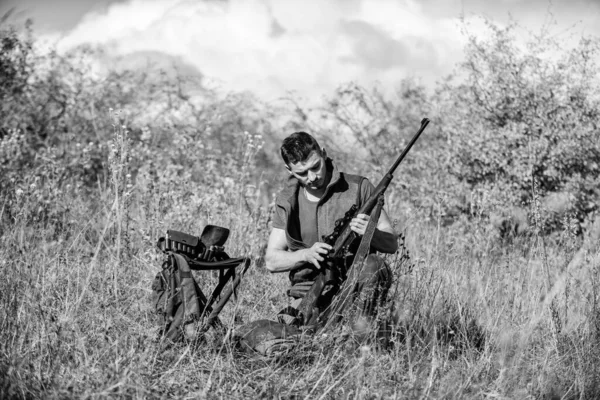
[297,189,319,246]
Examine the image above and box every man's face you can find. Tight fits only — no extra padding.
[287,149,328,191]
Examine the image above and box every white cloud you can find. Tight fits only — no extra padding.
[48,0,592,102]
[44,0,471,101]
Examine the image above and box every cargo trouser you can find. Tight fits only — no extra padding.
[280,254,392,326]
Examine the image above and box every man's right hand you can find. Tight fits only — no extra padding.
[302,242,333,269]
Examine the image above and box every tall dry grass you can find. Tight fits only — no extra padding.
[2,16,600,399]
[2,106,600,400]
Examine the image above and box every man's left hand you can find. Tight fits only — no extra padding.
[350,214,370,236]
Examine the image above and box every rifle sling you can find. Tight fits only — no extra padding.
[321,195,384,330]
[354,195,384,271]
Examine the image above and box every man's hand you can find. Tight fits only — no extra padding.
[302,242,333,269]
[350,213,370,236]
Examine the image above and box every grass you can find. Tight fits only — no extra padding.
[2,14,600,398]
[2,122,600,400]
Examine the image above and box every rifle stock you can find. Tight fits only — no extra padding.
[297,118,431,328]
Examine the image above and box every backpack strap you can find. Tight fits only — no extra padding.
[172,254,204,323]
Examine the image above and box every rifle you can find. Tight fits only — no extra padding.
[297,118,431,329]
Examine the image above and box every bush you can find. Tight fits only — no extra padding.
[0,23,281,243]
[439,19,600,231]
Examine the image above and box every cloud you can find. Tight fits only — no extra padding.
[44,0,473,102]
[340,20,412,70]
[47,0,599,103]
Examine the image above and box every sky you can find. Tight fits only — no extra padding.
[2,0,600,103]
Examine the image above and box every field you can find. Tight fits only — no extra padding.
[2,18,600,399]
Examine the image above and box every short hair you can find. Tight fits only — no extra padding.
[280,131,322,165]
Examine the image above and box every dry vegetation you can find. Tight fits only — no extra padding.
[2,18,600,399]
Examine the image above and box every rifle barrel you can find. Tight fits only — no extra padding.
[386,118,430,177]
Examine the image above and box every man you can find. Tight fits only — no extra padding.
[265,131,398,329]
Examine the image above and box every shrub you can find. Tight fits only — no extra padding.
[439,19,600,231]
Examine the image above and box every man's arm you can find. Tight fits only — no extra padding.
[373,208,399,254]
[350,209,398,254]
[265,228,332,273]
[350,178,398,254]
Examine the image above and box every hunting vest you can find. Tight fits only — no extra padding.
[274,158,367,284]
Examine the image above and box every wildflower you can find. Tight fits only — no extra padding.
[15,188,23,196]
[360,345,371,358]
[30,183,36,189]
[141,128,151,141]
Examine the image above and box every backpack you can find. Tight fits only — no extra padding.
[151,226,250,342]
